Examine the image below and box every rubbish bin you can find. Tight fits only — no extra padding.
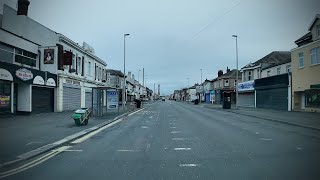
[222,92,231,109]
[194,99,199,105]
[135,99,142,108]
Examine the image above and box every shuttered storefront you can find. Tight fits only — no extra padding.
[32,86,54,113]
[238,92,255,108]
[63,85,81,111]
[85,91,92,108]
[256,88,288,110]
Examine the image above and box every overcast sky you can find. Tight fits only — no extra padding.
[27,0,319,95]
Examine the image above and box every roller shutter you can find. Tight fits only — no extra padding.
[256,87,288,110]
[238,92,255,108]
[63,85,81,111]
[32,86,54,113]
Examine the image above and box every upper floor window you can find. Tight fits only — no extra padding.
[257,69,260,79]
[317,25,320,38]
[72,54,76,69]
[248,71,252,81]
[299,52,304,68]
[0,42,14,64]
[86,61,92,76]
[224,80,229,87]
[77,57,81,75]
[287,65,291,73]
[234,80,237,86]
[267,70,271,77]
[277,67,281,75]
[310,48,320,65]
[14,47,37,67]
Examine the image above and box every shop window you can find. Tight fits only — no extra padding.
[306,89,320,107]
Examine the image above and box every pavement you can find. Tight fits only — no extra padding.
[200,103,320,130]
[0,102,152,165]
[1,100,320,179]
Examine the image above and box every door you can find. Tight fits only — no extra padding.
[301,93,305,110]
[205,94,210,103]
[85,91,92,109]
[32,86,54,113]
[63,85,81,111]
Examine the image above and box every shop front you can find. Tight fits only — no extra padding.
[237,80,255,108]
[0,61,57,114]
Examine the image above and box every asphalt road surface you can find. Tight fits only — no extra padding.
[2,101,320,180]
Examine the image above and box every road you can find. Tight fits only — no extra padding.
[2,101,320,180]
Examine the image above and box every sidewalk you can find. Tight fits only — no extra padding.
[201,103,320,130]
[0,105,136,165]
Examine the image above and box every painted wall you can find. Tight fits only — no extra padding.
[261,63,291,78]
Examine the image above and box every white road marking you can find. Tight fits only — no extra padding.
[260,138,272,141]
[174,148,191,151]
[26,141,44,146]
[117,150,140,152]
[128,108,146,116]
[171,131,182,134]
[71,118,123,144]
[255,132,260,134]
[179,164,200,167]
[172,138,185,141]
[60,149,83,152]
[170,127,177,129]
[149,116,153,119]
[141,126,149,129]
[296,147,302,150]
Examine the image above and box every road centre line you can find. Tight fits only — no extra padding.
[172,138,185,141]
[71,118,123,144]
[117,150,140,152]
[128,107,146,116]
[260,138,272,141]
[171,131,182,134]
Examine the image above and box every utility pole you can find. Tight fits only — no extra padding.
[154,83,156,100]
[142,68,145,87]
[232,35,239,109]
[123,33,130,111]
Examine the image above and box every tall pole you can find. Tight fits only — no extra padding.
[123,33,130,111]
[143,68,144,87]
[200,69,202,103]
[233,35,239,109]
[138,70,141,84]
[154,83,156,100]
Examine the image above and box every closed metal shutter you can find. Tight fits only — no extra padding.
[63,85,81,111]
[85,92,92,109]
[256,87,288,110]
[238,92,255,107]
[32,86,54,113]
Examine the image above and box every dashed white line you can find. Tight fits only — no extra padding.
[255,132,260,134]
[179,164,200,167]
[174,148,191,151]
[170,127,177,129]
[172,138,185,141]
[116,150,140,152]
[141,126,149,129]
[171,131,182,134]
[260,138,272,141]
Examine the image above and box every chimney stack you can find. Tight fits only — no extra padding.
[17,0,30,16]
[218,70,223,77]
[226,67,230,73]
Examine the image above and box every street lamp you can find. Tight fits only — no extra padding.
[232,35,239,109]
[138,70,141,84]
[200,68,202,103]
[123,33,130,110]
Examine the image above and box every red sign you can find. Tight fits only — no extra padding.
[16,68,33,81]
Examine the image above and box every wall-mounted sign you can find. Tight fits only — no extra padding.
[46,78,56,86]
[44,49,54,64]
[238,80,255,92]
[0,68,13,81]
[16,68,33,81]
[65,78,80,86]
[0,95,10,108]
[33,75,45,85]
[107,89,119,110]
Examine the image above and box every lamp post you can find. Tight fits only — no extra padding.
[232,35,239,109]
[123,33,130,111]
[200,68,202,103]
[138,69,141,84]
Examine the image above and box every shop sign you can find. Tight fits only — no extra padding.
[16,68,33,81]
[46,78,56,86]
[0,95,10,108]
[238,80,255,92]
[0,68,13,81]
[65,79,80,86]
[33,76,45,85]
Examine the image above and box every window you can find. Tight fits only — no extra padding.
[310,48,320,65]
[224,80,229,87]
[299,52,304,68]
[267,70,271,77]
[287,65,291,73]
[77,57,81,74]
[14,48,37,67]
[257,69,260,79]
[317,25,320,38]
[234,80,237,86]
[277,67,281,75]
[72,54,76,69]
[248,71,252,81]
[86,62,92,76]
[0,42,14,63]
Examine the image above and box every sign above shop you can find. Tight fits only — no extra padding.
[33,76,45,85]
[0,68,13,81]
[238,80,255,92]
[46,78,56,86]
[16,68,33,81]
